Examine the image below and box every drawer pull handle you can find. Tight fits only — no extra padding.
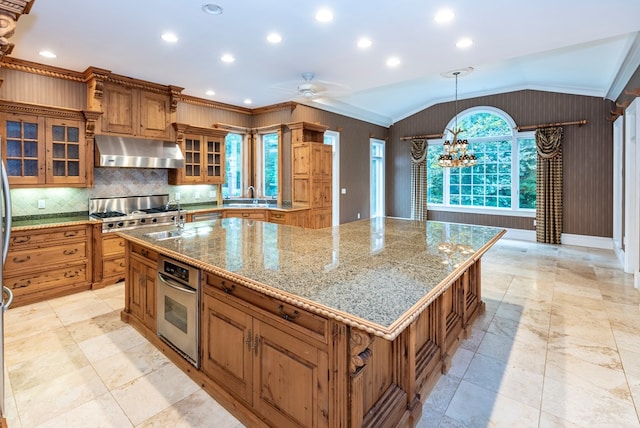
[12,255,30,263]
[64,271,79,278]
[119,241,126,247]
[278,305,299,321]
[246,329,252,350]
[119,262,125,267]
[13,236,30,244]
[221,282,234,294]
[12,280,30,289]
[242,213,250,217]
[63,248,78,256]
[63,231,78,237]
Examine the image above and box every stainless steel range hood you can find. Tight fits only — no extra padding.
[95,135,185,168]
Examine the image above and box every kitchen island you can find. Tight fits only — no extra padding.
[119,217,504,427]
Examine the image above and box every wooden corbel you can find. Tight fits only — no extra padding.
[0,0,34,60]
[349,329,374,374]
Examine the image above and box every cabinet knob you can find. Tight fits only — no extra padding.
[63,248,79,256]
[13,236,30,244]
[12,255,30,263]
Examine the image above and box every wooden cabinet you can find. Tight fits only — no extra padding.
[0,113,89,187]
[126,244,157,331]
[3,224,92,307]
[202,274,329,427]
[289,122,332,229]
[92,227,126,289]
[169,124,226,185]
[101,82,172,139]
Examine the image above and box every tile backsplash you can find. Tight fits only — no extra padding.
[10,168,218,217]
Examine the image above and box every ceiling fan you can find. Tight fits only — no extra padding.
[272,72,349,102]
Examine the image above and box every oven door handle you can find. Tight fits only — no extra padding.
[157,273,197,295]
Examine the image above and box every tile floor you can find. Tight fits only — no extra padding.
[2,239,640,427]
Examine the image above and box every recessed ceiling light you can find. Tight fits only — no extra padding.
[39,50,56,58]
[221,54,235,63]
[205,90,215,96]
[357,38,372,48]
[315,9,334,22]
[267,33,282,43]
[456,38,473,48]
[243,99,253,105]
[386,57,401,67]
[161,33,178,43]
[202,4,223,15]
[434,9,455,23]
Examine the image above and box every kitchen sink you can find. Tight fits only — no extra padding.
[225,203,278,208]
[144,229,196,241]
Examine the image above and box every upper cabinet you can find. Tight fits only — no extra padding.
[0,103,99,188]
[85,68,182,141]
[168,123,227,185]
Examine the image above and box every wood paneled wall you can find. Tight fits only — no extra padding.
[389,90,615,238]
[176,102,251,128]
[0,68,85,109]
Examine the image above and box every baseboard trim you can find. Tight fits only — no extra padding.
[502,229,614,250]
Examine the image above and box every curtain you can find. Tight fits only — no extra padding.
[535,127,563,244]
[410,139,428,221]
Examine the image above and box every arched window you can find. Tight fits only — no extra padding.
[426,107,536,212]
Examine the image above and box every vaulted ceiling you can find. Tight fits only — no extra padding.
[8,0,640,126]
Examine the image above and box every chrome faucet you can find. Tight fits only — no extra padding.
[247,186,257,204]
[166,199,185,229]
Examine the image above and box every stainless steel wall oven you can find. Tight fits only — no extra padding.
[156,255,200,368]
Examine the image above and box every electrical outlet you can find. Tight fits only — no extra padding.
[209,190,216,198]
[37,199,45,209]
[341,188,346,194]
[194,192,201,200]
[175,192,180,201]
[357,213,360,219]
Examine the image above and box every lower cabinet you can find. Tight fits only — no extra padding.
[309,208,332,229]
[92,229,126,288]
[202,283,330,428]
[267,209,308,228]
[4,224,92,306]
[223,209,267,221]
[126,246,157,331]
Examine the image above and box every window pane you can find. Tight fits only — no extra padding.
[519,137,537,209]
[426,145,443,204]
[262,133,278,197]
[223,133,243,198]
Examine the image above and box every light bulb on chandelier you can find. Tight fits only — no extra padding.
[438,68,476,168]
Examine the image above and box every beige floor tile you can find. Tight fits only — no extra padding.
[462,353,544,408]
[78,324,147,364]
[137,389,244,428]
[4,301,62,344]
[33,392,133,428]
[476,331,547,374]
[4,327,76,368]
[111,362,200,425]
[444,379,539,427]
[541,375,638,427]
[549,305,616,348]
[65,310,128,343]
[486,314,549,349]
[547,332,622,370]
[13,365,108,428]
[51,298,115,326]
[424,374,462,414]
[92,341,171,390]
[612,327,640,354]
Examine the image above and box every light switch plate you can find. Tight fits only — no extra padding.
[341,188,346,194]
[37,199,45,209]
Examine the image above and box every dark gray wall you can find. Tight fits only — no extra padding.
[388,90,614,238]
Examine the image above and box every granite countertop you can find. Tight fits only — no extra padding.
[118,217,505,340]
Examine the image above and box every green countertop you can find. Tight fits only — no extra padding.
[118,217,505,339]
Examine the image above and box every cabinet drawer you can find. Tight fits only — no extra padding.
[103,236,126,256]
[6,241,87,271]
[224,210,266,220]
[10,226,87,249]
[130,243,158,262]
[205,273,327,342]
[5,263,89,296]
[268,212,287,224]
[103,257,126,277]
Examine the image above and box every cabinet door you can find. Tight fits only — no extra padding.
[128,254,146,320]
[102,84,135,135]
[292,143,309,177]
[139,90,170,139]
[203,134,224,183]
[253,319,329,428]
[143,262,157,330]
[320,180,332,208]
[1,113,45,185]
[201,293,253,403]
[181,134,203,183]
[320,145,332,180]
[46,118,86,185]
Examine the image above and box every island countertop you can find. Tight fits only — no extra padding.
[118,217,504,340]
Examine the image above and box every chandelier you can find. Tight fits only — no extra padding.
[438,69,477,168]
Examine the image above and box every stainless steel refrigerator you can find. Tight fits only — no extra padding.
[0,139,13,419]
